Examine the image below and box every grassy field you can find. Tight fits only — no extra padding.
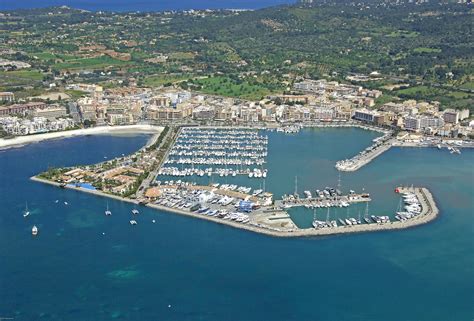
[413,47,442,54]
[65,89,88,100]
[459,81,474,90]
[141,74,193,87]
[191,76,278,100]
[53,56,132,70]
[0,70,44,81]
[0,70,44,88]
[396,85,440,96]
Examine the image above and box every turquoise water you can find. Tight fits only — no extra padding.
[0,129,473,320]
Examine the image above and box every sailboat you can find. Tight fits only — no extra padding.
[395,197,407,221]
[327,206,337,227]
[363,202,371,224]
[338,206,346,226]
[23,202,30,218]
[312,208,318,229]
[105,202,112,216]
[345,208,352,226]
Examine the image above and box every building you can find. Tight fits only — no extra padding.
[192,105,215,120]
[146,104,193,121]
[404,116,420,131]
[353,108,379,123]
[0,92,14,102]
[443,109,459,124]
[404,115,444,132]
[312,106,335,120]
[419,115,444,130]
[0,102,47,116]
[31,105,67,119]
[459,109,470,120]
[66,83,103,93]
[150,95,171,107]
[277,95,309,104]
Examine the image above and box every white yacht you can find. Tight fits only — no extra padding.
[105,203,112,216]
[23,202,30,218]
[32,225,38,236]
[132,208,139,215]
[129,220,138,225]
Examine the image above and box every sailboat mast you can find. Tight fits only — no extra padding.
[294,175,298,196]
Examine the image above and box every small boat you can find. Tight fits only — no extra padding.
[105,203,112,216]
[129,220,137,225]
[64,201,68,205]
[132,209,139,215]
[32,225,38,236]
[23,202,30,218]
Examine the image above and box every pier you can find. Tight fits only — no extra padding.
[276,192,370,209]
[336,138,395,171]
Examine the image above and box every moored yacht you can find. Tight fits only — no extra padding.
[32,225,38,236]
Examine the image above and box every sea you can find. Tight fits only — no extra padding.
[0,0,295,12]
[0,128,473,321]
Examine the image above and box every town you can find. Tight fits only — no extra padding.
[1,78,472,138]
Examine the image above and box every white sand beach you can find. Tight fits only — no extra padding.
[0,124,163,150]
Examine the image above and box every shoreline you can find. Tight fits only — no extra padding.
[0,124,163,150]
[30,176,440,238]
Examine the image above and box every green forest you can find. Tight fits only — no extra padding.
[0,1,472,109]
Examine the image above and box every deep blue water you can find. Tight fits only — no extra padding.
[0,129,473,321]
[0,0,295,12]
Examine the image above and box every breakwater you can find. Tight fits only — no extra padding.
[31,175,439,238]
